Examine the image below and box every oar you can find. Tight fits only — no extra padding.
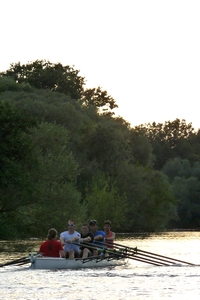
[134,247,195,266]
[15,258,31,266]
[75,242,169,266]
[72,241,120,260]
[0,256,29,267]
[104,247,178,266]
[93,241,194,266]
[76,248,163,266]
[106,241,195,266]
[72,241,106,253]
[76,254,118,264]
[110,251,167,266]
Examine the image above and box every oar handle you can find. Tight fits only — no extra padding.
[72,241,107,252]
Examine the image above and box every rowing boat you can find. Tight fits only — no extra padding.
[30,255,127,270]
[2,241,194,270]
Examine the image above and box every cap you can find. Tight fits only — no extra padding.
[104,220,112,226]
[89,220,97,225]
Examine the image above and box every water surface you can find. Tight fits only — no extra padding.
[0,231,200,300]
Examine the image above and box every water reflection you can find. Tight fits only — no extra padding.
[0,240,36,252]
[117,230,200,240]
[1,232,200,300]
[0,231,200,264]
[0,239,42,264]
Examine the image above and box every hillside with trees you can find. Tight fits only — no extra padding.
[0,60,200,238]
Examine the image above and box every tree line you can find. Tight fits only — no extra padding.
[0,60,200,239]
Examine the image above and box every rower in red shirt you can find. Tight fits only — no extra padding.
[104,220,115,249]
[39,228,64,257]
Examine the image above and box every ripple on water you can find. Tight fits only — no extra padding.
[1,232,200,299]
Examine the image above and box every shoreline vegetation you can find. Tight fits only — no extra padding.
[1,60,200,239]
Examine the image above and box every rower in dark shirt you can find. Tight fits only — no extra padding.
[80,223,94,258]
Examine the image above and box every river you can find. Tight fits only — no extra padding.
[0,231,200,300]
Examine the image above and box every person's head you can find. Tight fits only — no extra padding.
[47,228,57,240]
[89,220,98,233]
[81,223,89,236]
[67,219,76,233]
[104,220,112,232]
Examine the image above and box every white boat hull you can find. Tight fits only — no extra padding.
[30,256,127,270]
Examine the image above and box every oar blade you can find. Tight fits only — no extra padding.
[0,256,29,267]
[135,248,195,266]
[111,241,195,266]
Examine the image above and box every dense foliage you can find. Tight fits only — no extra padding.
[1,60,200,238]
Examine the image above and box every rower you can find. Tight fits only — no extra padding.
[89,220,105,256]
[104,220,115,249]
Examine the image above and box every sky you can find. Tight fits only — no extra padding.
[1,0,200,130]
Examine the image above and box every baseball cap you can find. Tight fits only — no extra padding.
[89,220,97,225]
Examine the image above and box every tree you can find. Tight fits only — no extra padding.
[172,176,200,228]
[192,161,200,180]
[83,122,129,175]
[1,62,119,114]
[0,102,38,199]
[84,173,128,230]
[0,102,38,238]
[0,76,32,93]
[1,60,85,100]
[134,119,196,169]
[82,86,118,115]
[114,162,177,231]
[162,158,192,181]
[128,129,154,166]
[25,122,87,236]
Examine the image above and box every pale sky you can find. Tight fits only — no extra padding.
[1,0,200,130]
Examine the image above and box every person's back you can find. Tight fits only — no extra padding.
[39,228,64,257]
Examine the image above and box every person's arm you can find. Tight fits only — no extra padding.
[94,232,105,241]
[65,232,81,244]
[60,236,65,246]
[58,242,65,257]
[80,235,92,243]
[70,235,80,243]
[94,235,103,241]
[106,231,115,241]
[39,244,43,254]
[58,241,64,250]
